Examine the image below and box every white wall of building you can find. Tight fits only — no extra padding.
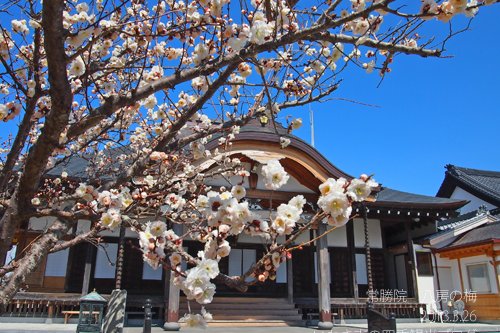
[413,245,437,313]
[327,225,347,247]
[450,187,496,213]
[353,218,383,248]
[255,166,315,193]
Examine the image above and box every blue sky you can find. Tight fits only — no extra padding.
[291,7,500,196]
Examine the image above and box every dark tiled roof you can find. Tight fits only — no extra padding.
[437,165,500,206]
[446,220,500,248]
[372,187,467,209]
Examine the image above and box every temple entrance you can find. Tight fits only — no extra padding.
[292,246,315,297]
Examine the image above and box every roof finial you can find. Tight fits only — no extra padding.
[477,205,487,216]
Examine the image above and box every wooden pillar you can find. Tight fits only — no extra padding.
[45,301,54,324]
[287,254,294,304]
[163,266,170,321]
[347,220,358,300]
[457,258,465,292]
[115,225,126,290]
[163,224,182,331]
[163,270,181,331]
[316,222,333,330]
[81,244,96,295]
[363,206,374,301]
[405,221,419,300]
[493,245,500,292]
[286,235,294,304]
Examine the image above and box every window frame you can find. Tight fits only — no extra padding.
[416,251,433,277]
[466,262,491,294]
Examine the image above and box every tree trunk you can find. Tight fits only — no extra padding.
[0,219,75,310]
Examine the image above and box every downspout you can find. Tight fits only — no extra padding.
[431,249,443,310]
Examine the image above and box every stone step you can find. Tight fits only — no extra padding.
[178,297,303,323]
[180,319,305,327]
[180,297,290,304]
[179,308,300,316]
[200,314,303,321]
[179,302,297,310]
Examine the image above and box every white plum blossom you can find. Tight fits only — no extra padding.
[280,137,291,148]
[261,160,289,190]
[317,191,350,217]
[319,177,347,196]
[193,43,210,65]
[291,118,302,130]
[289,195,306,212]
[363,60,376,74]
[277,203,301,223]
[250,13,274,45]
[346,177,378,201]
[216,240,231,257]
[149,221,167,237]
[100,208,122,229]
[182,313,208,328]
[231,185,246,200]
[179,265,217,305]
[198,259,220,279]
[11,20,29,34]
[69,56,86,77]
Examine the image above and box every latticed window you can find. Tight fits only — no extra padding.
[416,252,433,276]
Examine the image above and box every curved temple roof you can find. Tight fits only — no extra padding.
[46,118,467,213]
[217,119,467,213]
[437,164,500,207]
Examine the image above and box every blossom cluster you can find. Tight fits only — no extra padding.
[318,176,378,227]
[420,0,488,21]
[174,257,219,305]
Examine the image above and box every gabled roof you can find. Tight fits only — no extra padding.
[445,220,500,249]
[226,120,467,213]
[209,118,354,181]
[436,165,500,207]
[420,208,500,248]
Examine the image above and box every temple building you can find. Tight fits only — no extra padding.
[3,121,470,327]
[415,165,500,322]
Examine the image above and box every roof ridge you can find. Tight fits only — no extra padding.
[445,165,500,203]
[448,164,500,177]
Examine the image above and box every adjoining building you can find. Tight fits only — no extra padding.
[3,120,468,326]
[416,165,500,322]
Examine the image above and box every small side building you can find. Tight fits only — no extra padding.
[420,165,500,322]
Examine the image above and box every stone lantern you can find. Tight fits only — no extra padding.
[77,290,107,333]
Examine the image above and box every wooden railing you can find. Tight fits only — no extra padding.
[296,300,425,320]
[3,293,165,321]
[4,294,80,318]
